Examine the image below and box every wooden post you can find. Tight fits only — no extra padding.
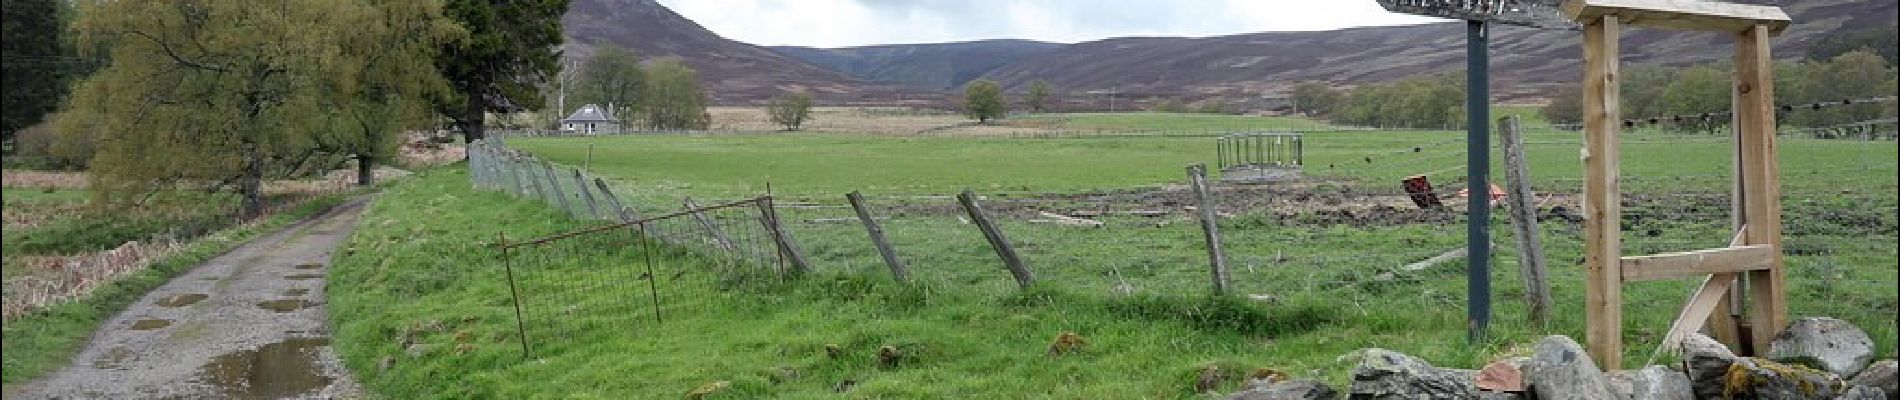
[682,197,737,252]
[847,191,910,283]
[957,190,1034,289]
[593,178,658,239]
[1187,164,1232,295]
[1497,116,1553,326]
[1581,14,1624,370]
[539,160,576,218]
[756,196,813,275]
[1735,23,1786,355]
[572,170,604,220]
[505,153,527,197]
[1713,64,1748,351]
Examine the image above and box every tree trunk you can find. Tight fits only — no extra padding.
[239,142,265,221]
[458,95,487,145]
[355,153,374,186]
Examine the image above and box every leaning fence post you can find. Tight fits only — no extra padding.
[592,178,658,239]
[682,197,738,253]
[497,232,531,359]
[1188,164,1232,295]
[847,191,909,282]
[1498,116,1552,326]
[538,160,576,218]
[957,189,1034,289]
[756,196,814,275]
[571,169,604,220]
[505,152,526,197]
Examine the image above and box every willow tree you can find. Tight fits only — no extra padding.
[58,0,378,220]
[320,0,462,186]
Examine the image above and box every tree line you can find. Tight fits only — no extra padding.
[566,46,712,131]
[1541,48,1897,135]
[1290,74,1468,130]
[2,0,578,220]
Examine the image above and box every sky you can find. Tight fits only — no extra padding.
[656,0,1447,48]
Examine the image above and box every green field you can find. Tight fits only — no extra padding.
[332,119,1898,397]
[509,130,1896,199]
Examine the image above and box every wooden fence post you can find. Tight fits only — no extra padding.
[682,197,737,252]
[1735,23,1787,355]
[1581,14,1625,370]
[756,196,813,275]
[571,169,603,220]
[847,191,909,282]
[1187,164,1232,295]
[538,160,576,219]
[1498,116,1552,326]
[592,178,659,239]
[957,190,1034,289]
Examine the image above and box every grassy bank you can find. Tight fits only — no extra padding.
[332,165,1894,398]
[0,193,350,384]
[330,169,1508,397]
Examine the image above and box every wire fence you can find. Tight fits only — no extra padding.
[467,117,1897,362]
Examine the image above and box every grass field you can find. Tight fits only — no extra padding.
[336,115,1895,397]
[510,130,1896,199]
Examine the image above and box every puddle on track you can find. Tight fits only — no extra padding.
[130,319,173,330]
[282,288,309,296]
[199,337,335,399]
[92,347,136,369]
[155,294,209,307]
[257,299,318,313]
[292,263,323,270]
[283,274,323,280]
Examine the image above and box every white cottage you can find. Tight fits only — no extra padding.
[561,104,617,134]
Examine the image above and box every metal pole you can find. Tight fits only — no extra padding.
[498,232,530,359]
[1466,20,1493,343]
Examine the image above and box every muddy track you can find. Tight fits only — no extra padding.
[7,197,372,399]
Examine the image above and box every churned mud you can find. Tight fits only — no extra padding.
[7,197,370,399]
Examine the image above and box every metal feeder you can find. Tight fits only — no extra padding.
[1215,132,1303,183]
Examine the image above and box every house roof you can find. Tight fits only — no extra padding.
[563,104,614,123]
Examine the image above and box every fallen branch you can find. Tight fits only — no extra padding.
[1032,211,1103,228]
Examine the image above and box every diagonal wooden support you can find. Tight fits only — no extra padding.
[1657,227,1748,352]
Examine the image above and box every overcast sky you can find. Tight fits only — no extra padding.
[656,0,1447,48]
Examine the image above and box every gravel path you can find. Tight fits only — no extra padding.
[8,197,371,399]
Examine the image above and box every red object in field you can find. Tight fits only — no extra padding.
[1402,175,1443,209]
[1458,183,1508,207]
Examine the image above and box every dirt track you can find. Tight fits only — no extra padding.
[8,197,370,399]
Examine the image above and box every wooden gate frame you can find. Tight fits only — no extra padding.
[1563,0,1792,370]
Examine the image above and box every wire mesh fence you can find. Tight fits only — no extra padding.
[467,118,1896,362]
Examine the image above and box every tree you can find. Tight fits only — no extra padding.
[1,0,71,141]
[1660,65,1729,133]
[768,92,814,131]
[573,45,644,126]
[963,79,1006,123]
[1290,82,1343,117]
[58,0,387,220]
[321,0,461,186]
[1025,80,1054,113]
[434,0,568,143]
[640,58,710,130]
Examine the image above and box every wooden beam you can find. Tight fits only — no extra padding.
[1661,272,1740,351]
[1561,0,1790,35]
[1581,14,1624,371]
[1735,23,1787,355]
[1619,245,1773,282]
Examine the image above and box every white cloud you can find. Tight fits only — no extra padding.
[657,0,1446,48]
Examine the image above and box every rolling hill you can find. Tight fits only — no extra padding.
[768,40,1064,90]
[567,0,1897,104]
